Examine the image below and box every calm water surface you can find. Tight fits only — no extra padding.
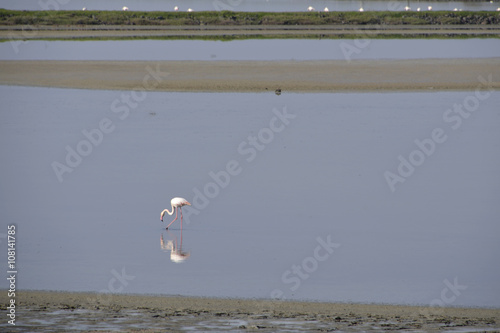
[1,39,499,61]
[0,86,499,307]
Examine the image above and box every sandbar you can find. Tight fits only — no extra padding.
[1,58,499,92]
[2,24,500,39]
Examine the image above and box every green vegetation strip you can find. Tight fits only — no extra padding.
[1,9,499,26]
[0,33,497,43]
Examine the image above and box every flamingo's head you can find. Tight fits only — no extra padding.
[161,210,166,221]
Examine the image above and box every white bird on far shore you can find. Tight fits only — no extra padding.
[174,6,179,11]
[307,6,315,11]
[122,6,129,11]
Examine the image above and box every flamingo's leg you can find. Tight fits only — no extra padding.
[165,208,178,230]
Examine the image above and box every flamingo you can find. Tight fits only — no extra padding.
[161,197,191,229]
[122,6,129,11]
[174,6,179,11]
[307,6,315,11]
[324,7,329,12]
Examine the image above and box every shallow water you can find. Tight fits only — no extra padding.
[1,39,500,61]
[0,86,499,307]
[2,0,498,12]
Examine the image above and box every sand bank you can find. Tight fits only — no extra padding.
[1,58,499,92]
[2,24,500,39]
[1,290,499,332]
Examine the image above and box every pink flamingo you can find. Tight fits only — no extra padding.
[161,197,191,229]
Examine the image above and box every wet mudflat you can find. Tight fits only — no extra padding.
[4,291,499,332]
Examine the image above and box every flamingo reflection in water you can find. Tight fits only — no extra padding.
[161,197,191,230]
[161,230,190,263]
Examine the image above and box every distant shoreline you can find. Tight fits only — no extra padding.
[2,290,499,332]
[2,24,500,40]
[0,59,499,93]
[0,9,499,40]
[1,9,499,27]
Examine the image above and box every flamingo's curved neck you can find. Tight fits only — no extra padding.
[161,206,175,220]
[166,205,175,216]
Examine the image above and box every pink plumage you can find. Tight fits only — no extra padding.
[161,197,191,229]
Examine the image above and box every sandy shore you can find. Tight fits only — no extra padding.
[2,24,500,39]
[1,290,499,332]
[1,58,499,92]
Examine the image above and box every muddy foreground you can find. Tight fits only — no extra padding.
[1,290,499,332]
